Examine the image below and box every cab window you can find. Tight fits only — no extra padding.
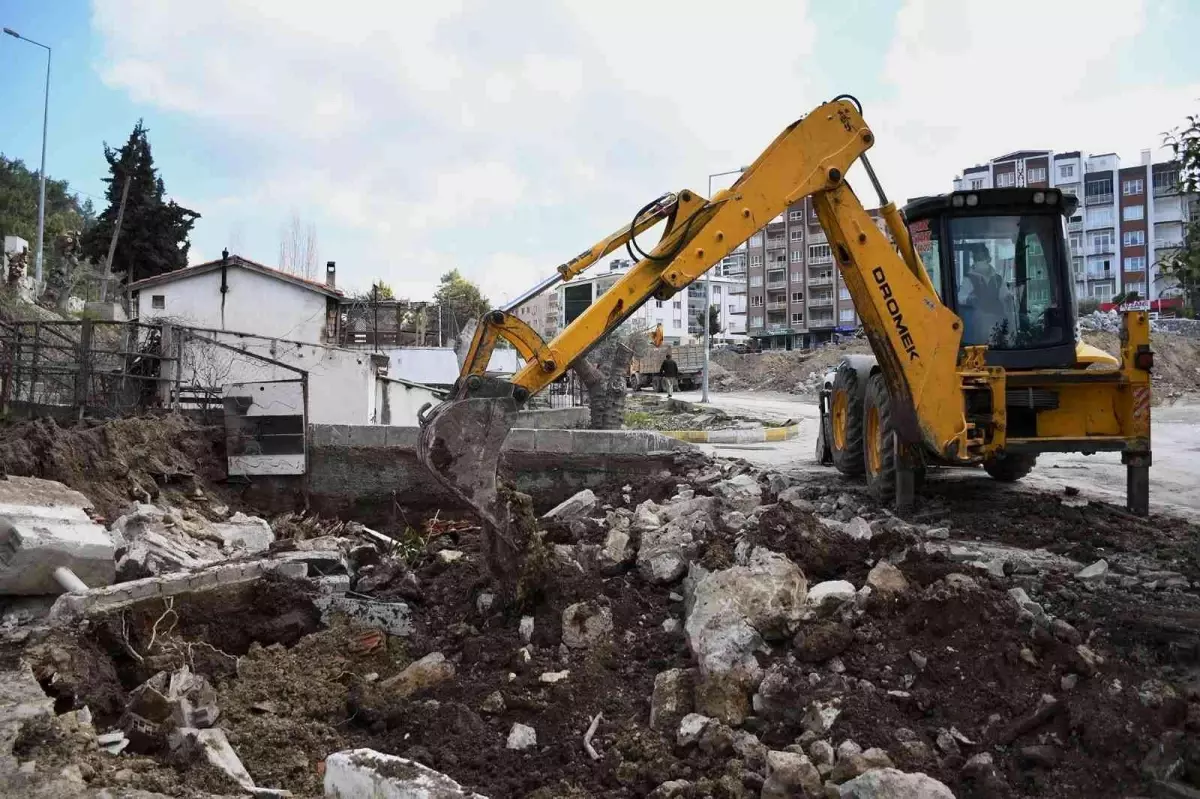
[907,218,942,300]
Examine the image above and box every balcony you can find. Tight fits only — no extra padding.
[809,230,828,244]
[1085,193,1113,206]
[808,275,833,286]
[809,295,834,307]
[1154,180,1179,197]
[808,315,834,328]
[1067,219,1083,232]
[1088,244,1114,256]
[766,301,787,311]
[1156,238,1185,250]
[766,279,786,290]
[808,255,832,266]
[1085,270,1113,280]
[1154,209,1183,223]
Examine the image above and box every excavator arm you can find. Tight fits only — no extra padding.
[417,97,968,585]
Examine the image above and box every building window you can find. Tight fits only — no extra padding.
[151,295,165,309]
[808,243,832,263]
[728,304,735,313]
[839,309,855,323]
[1060,163,1075,179]
[791,292,803,302]
[1122,205,1144,221]
[791,270,803,282]
[1125,281,1147,296]
[655,300,663,308]
[1123,230,1145,247]
[1092,283,1113,300]
[1068,233,1082,252]
[750,275,763,287]
[1089,232,1114,252]
[1122,179,1144,196]
[839,287,851,300]
[1026,167,1047,184]
[790,250,803,263]
[713,285,721,297]
[1085,178,1113,202]
[1086,206,1113,227]
[672,300,681,308]
[969,178,984,190]
[788,210,803,221]
[789,229,803,242]
[750,254,763,266]
[1124,256,1147,272]
[673,316,682,327]
[791,312,804,323]
[750,314,763,327]
[995,172,1016,188]
[751,295,764,306]
[749,234,763,247]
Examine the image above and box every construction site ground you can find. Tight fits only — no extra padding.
[1,404,1199,798]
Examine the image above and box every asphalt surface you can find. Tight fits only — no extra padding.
[670,389,1200,521]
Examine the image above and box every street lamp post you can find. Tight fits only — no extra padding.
[702,167,747,403]
[4,27,51,289]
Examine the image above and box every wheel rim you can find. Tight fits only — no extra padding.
[832,390,849,450]
[866,403,882,476]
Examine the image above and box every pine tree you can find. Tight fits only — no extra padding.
[81,120,200,284]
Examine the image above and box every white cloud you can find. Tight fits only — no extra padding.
[864,0,1199,200]
[90,0,1196,308]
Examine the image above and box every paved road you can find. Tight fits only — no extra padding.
[670,390,1200,520]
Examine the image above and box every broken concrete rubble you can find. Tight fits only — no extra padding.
[0,476,115,594]
[561,601,613,649]
[380,652,454,697]
[837,767,955,798]
[324,748,488,799]
[684,547,807,723]
[541,488,597,522]
[649,668,695,731]
[170,725,289,796]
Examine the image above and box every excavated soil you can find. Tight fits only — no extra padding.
[8,444,1200,797]
[712,341,873,394]
[0,415,227,521]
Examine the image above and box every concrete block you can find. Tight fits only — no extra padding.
[323,425,354,447]
[385,426,420,449]
[346,426,388,448]
[607,431,656,455]
[308,425,334,447]
[0,476,115,595]
[504,428,536,452]
[535,429,575,454]
[211,513,274,554]
[324,748,487,798]
[570,430,616,455]
[48,558,308,622]
[318,596,412,636]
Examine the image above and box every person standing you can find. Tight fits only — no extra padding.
[660,352,680,397]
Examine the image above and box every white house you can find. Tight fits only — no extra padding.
[127,253,445,428]
[128,253,343,343]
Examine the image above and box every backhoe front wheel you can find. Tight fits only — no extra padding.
[983,452,1037,482]
[830,363,865,476]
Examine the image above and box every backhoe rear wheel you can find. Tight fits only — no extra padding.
[983,452,1038,482]
[863,372,898,503]
[830,363,865,476]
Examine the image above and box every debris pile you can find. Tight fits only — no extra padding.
[0,438,1198,798]
[1079,309,1200,339]
[712,341,872,396]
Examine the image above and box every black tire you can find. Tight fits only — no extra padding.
[815,409,833,465]
[863,372,898,503]
[830,363,865,476]
[983,452,1037,482]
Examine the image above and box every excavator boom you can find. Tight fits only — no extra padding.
[417,96,975,585]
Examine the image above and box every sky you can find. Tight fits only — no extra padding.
[3,0,1198,305]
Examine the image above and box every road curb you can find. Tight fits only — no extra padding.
[658,423,801,444]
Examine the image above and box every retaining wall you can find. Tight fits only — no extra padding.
[242,423,691,522]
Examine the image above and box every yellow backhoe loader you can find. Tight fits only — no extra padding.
[416,96,1152,581]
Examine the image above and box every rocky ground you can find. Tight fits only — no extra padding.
[1,415,1198,799]
[623,395,794,432]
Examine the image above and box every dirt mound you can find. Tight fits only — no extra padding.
[1083,330,1200,404]
[0,415,226,520]
[713,340,872,394]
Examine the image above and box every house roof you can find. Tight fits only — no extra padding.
[127,255,344,298]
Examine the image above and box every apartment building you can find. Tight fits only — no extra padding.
[955,149,1197,303]
[517,258,746,347]
[739,199,875,350]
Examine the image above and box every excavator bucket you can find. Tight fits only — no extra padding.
[417,383,521,581]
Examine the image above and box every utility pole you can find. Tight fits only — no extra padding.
[438,303,443,347]
[4,28,51,289]
[99,177,131,302]
[702,166,747,403]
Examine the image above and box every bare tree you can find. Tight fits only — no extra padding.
[278,212,319,278]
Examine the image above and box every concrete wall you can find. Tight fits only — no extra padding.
[375,378,443,426]
[514,406,590,429]
[172,331,380,426]
[241,424,692,522]
[137,266,331,343]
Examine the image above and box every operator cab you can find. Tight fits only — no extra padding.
[903,188,1078,369]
